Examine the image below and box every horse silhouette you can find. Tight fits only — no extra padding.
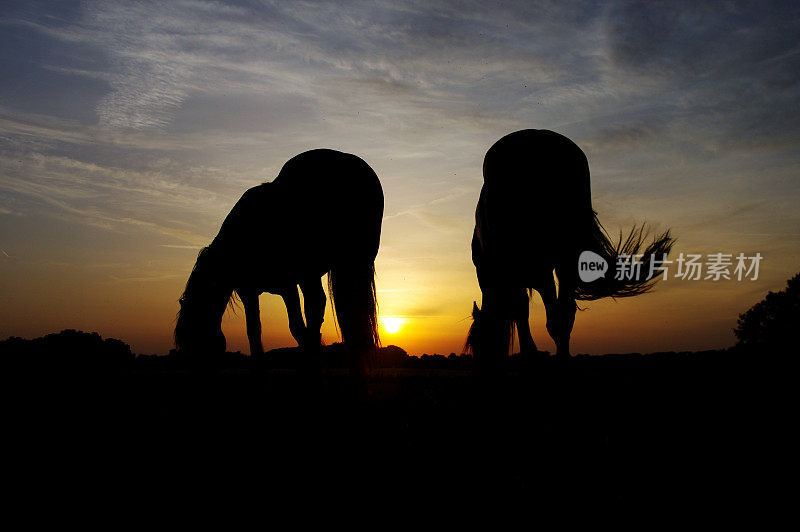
[466,129,673,364]
[175,149,383,376]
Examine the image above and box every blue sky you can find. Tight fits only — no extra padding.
[1,0,799,355]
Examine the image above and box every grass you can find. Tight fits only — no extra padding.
[2,347,791,514]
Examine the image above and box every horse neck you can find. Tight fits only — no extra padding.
[184,246,233,320]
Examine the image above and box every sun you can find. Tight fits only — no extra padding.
[380,316,405,335]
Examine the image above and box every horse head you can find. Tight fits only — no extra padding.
[465,299,514,365]
[175,295,227,355]
[465,300,486,357]
[174,247,231,357]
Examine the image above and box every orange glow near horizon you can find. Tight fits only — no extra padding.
[0,237,787,358]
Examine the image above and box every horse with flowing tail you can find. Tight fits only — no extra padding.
[175,149,383,378]
[466,129,674,367]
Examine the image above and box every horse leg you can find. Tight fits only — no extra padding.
[553,265,577,357]
[537,274,561,356]
[295,277,326,383]
[280,285,307,348]
[299,277,326,348]
[475,287,514,377]
[512,288,537,354]
[239,291,263,356]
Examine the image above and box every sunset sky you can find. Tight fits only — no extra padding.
[1,0,799,356]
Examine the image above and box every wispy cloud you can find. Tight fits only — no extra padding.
[0,149,228,243]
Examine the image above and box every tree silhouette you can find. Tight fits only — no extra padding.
[734,271,800,351]
[0,329,134,369]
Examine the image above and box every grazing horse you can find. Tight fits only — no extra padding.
[175,149,383,376]
[466,129,673,364]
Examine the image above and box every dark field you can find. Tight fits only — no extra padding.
[3,342,792,518]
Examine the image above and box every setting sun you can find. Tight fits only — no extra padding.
[380,316,405,335]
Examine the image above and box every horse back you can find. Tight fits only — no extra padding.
[483,129,591,207]
[212,150,383,286]
[275,149,384,255]
[474,129,595,281]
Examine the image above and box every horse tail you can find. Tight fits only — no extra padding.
[328,260,380,370]
[575,212,674,301]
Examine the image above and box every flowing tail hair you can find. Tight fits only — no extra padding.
[576,212,675,301]
[327,261,380,369]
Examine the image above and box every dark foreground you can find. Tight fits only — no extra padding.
[3,349,793,519]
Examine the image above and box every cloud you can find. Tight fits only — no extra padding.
[0,149,230,243]
[4,0,611,134]
[581,124,658,154]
